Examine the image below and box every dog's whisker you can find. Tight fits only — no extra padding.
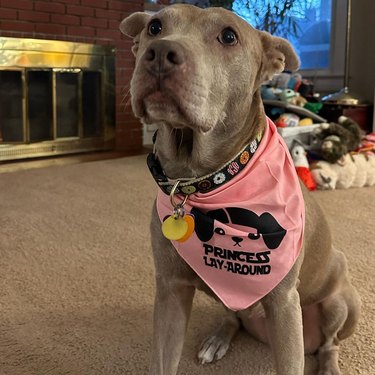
[123,97,132,110]
[121,88,131,103]
[121,83,130,94]
[170,127,176,138]
[216,117,228,134]
[177,130,184,152]
[121,90,132,109]
[207,88,221,102]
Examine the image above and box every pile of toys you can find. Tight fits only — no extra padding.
[261,71,324,128]
[289,116,375,191]
[261,72,375,191]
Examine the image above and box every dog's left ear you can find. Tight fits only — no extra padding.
[258,31,300,82]
[120,12,151,56]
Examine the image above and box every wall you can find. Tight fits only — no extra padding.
[0,0,144,151]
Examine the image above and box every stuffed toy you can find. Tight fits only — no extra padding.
[275,113,300,127]
[348,153,375,187]
[311,153,375,190]
[275,114,314,128]
[288,93,308,107]
[291,143,317,191]
[279,89,308,107]
[261,85,282,100]
[298,117,314,126]
[313,116,362,163]
[358,133,375,153]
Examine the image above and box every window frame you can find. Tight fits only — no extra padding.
[299,0,348,95]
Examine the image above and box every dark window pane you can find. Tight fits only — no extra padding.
[232,0,332,70]
[28,70,53,142]
[0,71,23,142]
[56,72,79,138]
[82,71,102,137]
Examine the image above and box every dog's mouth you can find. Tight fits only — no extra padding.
[144,92,195,154]
[143,91,186,128]
[141,89,213,134]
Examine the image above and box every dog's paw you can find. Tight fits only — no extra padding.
[197,335,230,364]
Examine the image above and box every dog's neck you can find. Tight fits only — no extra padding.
[153,91,266,179]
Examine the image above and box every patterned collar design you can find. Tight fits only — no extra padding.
[147,134,262,195]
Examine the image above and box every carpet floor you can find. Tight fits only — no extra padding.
[0,155,374,375]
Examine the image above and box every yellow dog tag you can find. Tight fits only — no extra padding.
[162,215,188,241]
[162,214,195,242]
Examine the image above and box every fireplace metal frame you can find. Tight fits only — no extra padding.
[0,37,116,161]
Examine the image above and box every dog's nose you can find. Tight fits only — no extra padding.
[232,237,243,246]
[143,40,185,77]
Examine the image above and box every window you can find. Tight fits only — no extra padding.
[230,0,347,93]
[232,0,332,70]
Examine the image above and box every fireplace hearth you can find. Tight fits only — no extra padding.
[0,37,115,161]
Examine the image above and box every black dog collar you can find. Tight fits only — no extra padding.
[147,133,262,195]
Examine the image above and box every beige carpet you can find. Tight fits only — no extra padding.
[0,155,374,375]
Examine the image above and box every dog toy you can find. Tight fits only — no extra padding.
[304,101,323,114]
[311,153,375,190]
[275,113,300,128]
[313,116,362,163]
[261,86,282,100]
[291,143,317,191]
[279,89,307,107]
[298,118,313,126]
[358,133,375,153]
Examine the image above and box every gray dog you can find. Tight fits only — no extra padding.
[120,5,360,375]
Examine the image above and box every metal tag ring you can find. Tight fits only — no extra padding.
[170,180,188,209]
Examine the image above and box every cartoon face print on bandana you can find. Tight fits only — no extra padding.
[191,207,287,250]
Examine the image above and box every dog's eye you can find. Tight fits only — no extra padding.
[214,227,226,235]
[148,19,162,36]
[218,28,238,46]
[248,233,261,240]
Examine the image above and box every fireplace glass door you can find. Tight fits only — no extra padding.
[56,72,79,138]
[28,70,53,142]
[0,70,24,143]
[0,68,104,144]
[82,71,102,138]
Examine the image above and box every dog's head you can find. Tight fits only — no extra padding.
[191,207,287,250]
[120,5,299,135]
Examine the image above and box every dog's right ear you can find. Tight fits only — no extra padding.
[120,12,151,56]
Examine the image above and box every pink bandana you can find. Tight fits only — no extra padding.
[157,118,305,311]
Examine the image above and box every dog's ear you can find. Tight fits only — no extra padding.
[191,207,215,242]
[120,12,151,56]
[257,212,287,250]
[258,31,300,82]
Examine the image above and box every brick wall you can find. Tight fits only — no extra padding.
[0,0,144,151]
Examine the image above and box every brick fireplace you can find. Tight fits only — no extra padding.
[0,0,144,160]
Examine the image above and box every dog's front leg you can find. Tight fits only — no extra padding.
[261,264,304,375]
[149,276,195,375]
